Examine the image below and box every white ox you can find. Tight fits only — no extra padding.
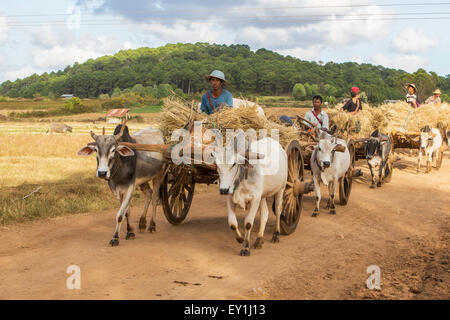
[213,136,287,256]
[415,126,443,173]
[310,136,350,217]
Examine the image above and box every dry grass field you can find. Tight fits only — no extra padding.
[0,118,162,225]
[0,132,115,224]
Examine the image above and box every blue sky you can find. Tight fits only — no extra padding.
[0,0,449,84]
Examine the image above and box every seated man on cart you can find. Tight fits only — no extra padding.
[304,95,329,131]
[200,70,233,115]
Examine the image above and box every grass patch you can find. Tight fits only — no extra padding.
[0,178,118,224]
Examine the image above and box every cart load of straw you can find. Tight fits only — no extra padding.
[327,101,450,138]
[159,96,299,147]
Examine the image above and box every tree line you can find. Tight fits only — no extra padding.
[0,43,448,104]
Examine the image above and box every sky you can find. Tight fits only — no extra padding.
[0,0,449,84]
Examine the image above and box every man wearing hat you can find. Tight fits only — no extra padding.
[425,89,442,105]
[405,83,420,108]
[200,70,233,115]
[340,87,362,115]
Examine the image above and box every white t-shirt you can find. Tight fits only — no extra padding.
[304,109,329,130]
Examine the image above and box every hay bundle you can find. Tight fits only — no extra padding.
[327,101,449,137]
[160,97,299,147]
[159,97,205,137]
[327,104,387,137]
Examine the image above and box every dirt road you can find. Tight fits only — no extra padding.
[0,155,449,300]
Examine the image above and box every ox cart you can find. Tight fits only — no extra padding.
[391,129,447,170]
[294,115,359,205]
[120,136,314,235]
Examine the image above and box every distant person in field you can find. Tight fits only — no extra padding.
[304,95,329,131]
[425,89,442,105]
[405,83,420,108]
[200,70,233,115]
[340,87,362,115]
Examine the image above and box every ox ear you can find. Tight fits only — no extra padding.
[78,144,95,156]
[333,144,346,153]
[413,136,420,142]
[116,145,135,157]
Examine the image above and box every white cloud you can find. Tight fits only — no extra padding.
[371,53,427,73]
[31,33,133,69]
[391,28,439,54]
[350,56,364,64]
[4,67,47,81]
[301,5,391,47]
[277,45,323,61]
[0,15,9,43]
[112,0,392,59]
[30,24,72,49]
[0,54,4,65]
[142,22,233,44]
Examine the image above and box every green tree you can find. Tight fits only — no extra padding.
[156,84,173,99]
[292,83,306,100]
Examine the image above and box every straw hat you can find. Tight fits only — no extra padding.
[433,89,441,95]
[406,83,417,92]
[205,70,228,85]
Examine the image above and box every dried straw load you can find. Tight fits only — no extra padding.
[159,96,299,147]
[327,101,450,137]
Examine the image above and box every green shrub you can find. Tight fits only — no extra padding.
[359,91,368,103]
[324,96,338,106]
[292,83,306,101]
[111,87,122,97]
[101,93,144,110]
[156,84,173,99]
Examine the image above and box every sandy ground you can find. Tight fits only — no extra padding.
[0,153,449,300]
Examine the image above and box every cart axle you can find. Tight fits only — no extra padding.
[293,180,315,196]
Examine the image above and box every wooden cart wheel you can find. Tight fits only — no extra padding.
[339,139,355,205]
[280,140,304,235]
[161,165,195,225]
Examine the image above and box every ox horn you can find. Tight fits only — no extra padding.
[245,151,265,160]
[90,130,98,141]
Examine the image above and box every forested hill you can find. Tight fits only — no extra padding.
[1,43,448,103]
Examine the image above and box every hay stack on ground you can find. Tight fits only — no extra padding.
[160,96,299,146]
